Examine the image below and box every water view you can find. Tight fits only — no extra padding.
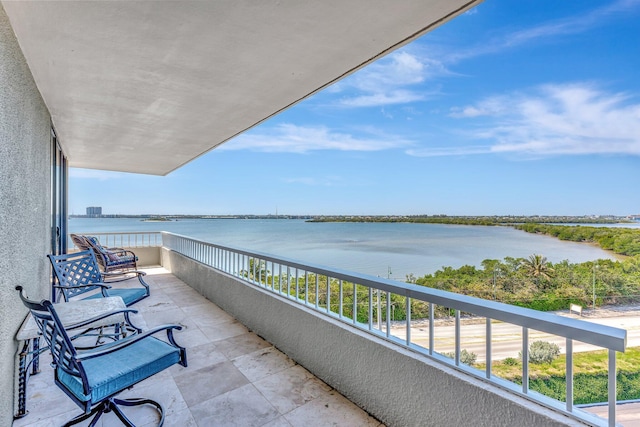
[69,218,622,280]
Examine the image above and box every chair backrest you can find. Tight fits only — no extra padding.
[48,250,104,302]
[83,236,113,271]
[70,234,91,251]
[16,286,88,394]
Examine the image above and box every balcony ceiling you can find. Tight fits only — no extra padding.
[3,0,480,175]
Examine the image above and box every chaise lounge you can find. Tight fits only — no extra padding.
[71,234,138,273]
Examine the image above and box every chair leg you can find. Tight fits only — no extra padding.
[62,401,107,427]
[63,397,165,427]
[112,397,165,427]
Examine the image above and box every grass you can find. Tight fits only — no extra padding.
[475,347,640,404]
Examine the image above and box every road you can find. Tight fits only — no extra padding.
[388,307,640,426]
[390,308,640,363]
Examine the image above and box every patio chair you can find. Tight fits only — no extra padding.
[48,250,150,306]
[81,235,138,273]
[16,286,187,426]
[69,233,91,252]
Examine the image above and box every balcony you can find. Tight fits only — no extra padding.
[14,266,382,427]
[15,232,638,426]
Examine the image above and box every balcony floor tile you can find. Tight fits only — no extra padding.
[13,268,384,427]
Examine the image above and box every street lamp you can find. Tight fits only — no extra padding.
[592,264,599,310]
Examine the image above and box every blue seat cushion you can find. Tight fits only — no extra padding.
[83,288,147,306]
[57,336,181,404]
[106,255,136,265]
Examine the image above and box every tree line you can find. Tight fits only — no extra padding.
[308,215,629,226]
[411,225,640,311]
[515,223,640,256]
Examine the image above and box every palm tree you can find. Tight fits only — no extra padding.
[241,258,270,283]
[521,254,555,281]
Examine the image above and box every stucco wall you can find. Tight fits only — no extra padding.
[162,248,584,427]
[128,246,160,268]
[0,4,52,424]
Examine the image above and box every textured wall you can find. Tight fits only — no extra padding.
[162,249,584,427]
[0,4,52,423]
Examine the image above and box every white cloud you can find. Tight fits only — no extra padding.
[324,1,640,110]
[449,0,640,63]
[449,98,508,118]
[221,123,413,153]
[442,83,640,157]
[406,145,493,157]
[340,90,425,108]
[333,51,448,108]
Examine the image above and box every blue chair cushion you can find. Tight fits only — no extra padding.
[57,336,181,404]
[83,288,148,306]
[106,256,136,266]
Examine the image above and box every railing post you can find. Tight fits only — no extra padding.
[609,349,616,427]
[406,297,411,346]
[287,266,291,297]
[339,280,344,319]
[486,318,491,379]
[455,310,460,366]
[271,261,275,290]
[326,275,331,313]
[368,287,373,330]
[304,271,308,304]
[377,290,381,331]
[522,327,529,394]
[353,283,357,325]
[386,291,391,338]
[566,338,573,413]
[429,303,434,355]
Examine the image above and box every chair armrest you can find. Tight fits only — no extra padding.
[101,271,150,293]
[103,270,146,279]
[64,308,139,331]
[53,282,112,301]
[74,324,184,361]
[105,248,137,258]
[53,283,112,290]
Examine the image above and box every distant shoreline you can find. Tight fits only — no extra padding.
[69,214,636,224]
[305,214,635,226]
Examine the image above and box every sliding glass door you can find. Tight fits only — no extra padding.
[50,127,68,256]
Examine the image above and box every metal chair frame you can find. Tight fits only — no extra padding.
[48,250,150,305]
[16,286,187,427]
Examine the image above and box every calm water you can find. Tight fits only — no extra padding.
[69,218,629,279]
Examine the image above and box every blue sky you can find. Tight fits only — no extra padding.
[70,0,640,216]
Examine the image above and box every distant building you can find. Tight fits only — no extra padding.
[86,206,102,217]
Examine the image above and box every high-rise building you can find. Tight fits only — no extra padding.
[86,206,102,217]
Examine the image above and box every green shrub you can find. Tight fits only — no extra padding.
[443,349,477,366]
[520,341,560,364]
[503,357,519,366]
[526,371,640,404]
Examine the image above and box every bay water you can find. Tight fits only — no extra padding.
[69,218,628,280]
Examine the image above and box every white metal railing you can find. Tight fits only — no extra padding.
[161,231,627,427]
[68,231,163,249]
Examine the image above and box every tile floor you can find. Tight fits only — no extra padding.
[13,268,384,427]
